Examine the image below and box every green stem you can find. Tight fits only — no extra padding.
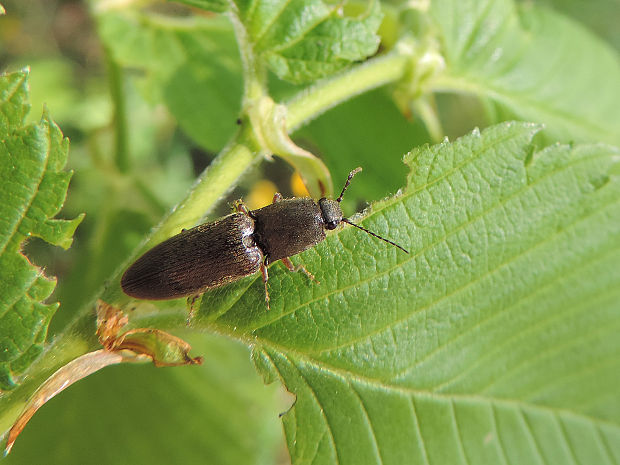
[286,51,411,132]
[144,126,262,251]
[105,49,130,174]
[413,97,444,143]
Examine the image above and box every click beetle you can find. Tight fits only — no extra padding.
[120,167,408,308]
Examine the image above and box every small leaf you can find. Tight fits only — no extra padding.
[181,0,384,83]
[256,0,383,83]
[199,122,620,464]
[0,70,83,390]
[429,0,620,145]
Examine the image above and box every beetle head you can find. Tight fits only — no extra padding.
[318,198,343,230]
[320,167,409,254]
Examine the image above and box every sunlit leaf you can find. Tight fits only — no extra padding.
[199,122,620,464]
[430,0,620,145]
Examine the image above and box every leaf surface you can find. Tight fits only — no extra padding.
[430,0,620,145]
[0,71,82,390]
[199,122,620,464]
[176,0,383,83]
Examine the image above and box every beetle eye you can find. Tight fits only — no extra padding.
[326,221,338,230]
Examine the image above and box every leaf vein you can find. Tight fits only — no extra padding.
[283,352,341,465]
[320,183,619,363]
[557,415,581,465]
[596,424,618,465]
[490,403,510,465]
[409,396,431,465]
[348,382,384,465]
[432,250,620,392]
[518,407,548,465]
[451,398,470,465]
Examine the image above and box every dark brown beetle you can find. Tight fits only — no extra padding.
[121,168,408,308]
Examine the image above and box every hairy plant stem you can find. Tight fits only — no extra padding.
[286,50,411,132]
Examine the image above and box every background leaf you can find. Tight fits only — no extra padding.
[529,0,620,51]
[294,88,430,207]
[254,0,383,83]
[429,0,620,145]
[0,71,82,390]
[95,9,242,152]
[196,123,620,464]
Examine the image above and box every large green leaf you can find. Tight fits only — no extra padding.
[429,0,620,146]
[196,122,620,464]
[0,71,83,390]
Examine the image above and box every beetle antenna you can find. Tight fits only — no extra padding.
[336,167,363,203]
[341,218,409,253]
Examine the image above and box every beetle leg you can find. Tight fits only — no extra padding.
[281,257,320,284]
[272,192,283,203]
[186,293,202,324]
[260,259,270,310]
[233,199,250,215]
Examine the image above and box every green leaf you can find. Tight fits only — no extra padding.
[429,0,620,146]
[182,0,383,84]
[0,70,83,390]
[200,122,620,464]
[256,0,383,83]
